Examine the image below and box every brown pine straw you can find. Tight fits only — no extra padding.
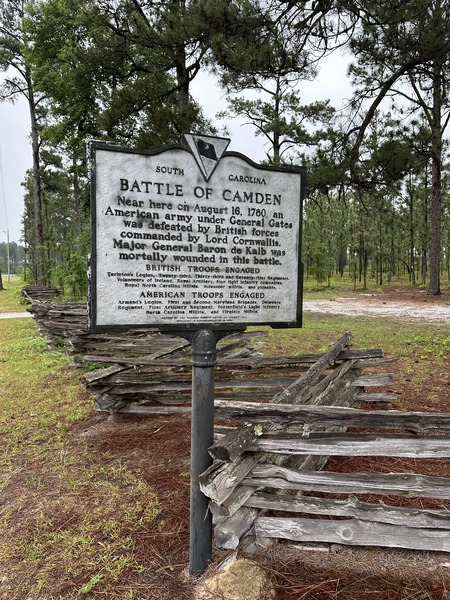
[83,412,450,599]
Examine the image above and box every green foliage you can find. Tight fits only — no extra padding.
[61,254,87,300]
[77,572,103,595]
[215,2,335,164]
[373,139,413,181]
[0,242,26,275]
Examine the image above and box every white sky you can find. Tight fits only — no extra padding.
[0,52,352,245]
[0,95,31,244]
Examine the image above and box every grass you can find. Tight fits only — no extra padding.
[302,272,450,297]
[263,311,450,359]
[0,317,165,599]
[0,275,28,312]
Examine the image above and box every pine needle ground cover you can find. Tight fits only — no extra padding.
[1,278,450,598]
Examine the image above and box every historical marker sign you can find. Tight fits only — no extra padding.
[89,136,305,332]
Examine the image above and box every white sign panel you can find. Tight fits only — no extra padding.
[89,137,305,331]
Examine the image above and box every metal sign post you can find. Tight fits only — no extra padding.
[189,329,216,574]
[167,326,243,575]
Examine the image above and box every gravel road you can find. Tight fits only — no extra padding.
[304,298,450,325]
[0,312,32,319]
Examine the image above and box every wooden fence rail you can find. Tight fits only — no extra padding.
[198,333,450,554]
[21,285,63,304]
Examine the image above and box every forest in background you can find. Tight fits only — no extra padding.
[0,0,449,297]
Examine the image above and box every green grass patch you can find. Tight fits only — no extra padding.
[0,274,27,312]
[303,272,393,297]
[0,318,163,599]
[302,272,450,298]
[261,311,450,362]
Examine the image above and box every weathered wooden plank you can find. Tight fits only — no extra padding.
[92,389,274,412]
[93,376,297,393]
[214,507,258,549]
[214,402,450,433]
[199,454,262,505]
[79,348,385,370]
[73,342,175,352]
[216,348,383,369]
[214,389,277,401]
[356,392,398,403]
[249,432,450,458]
[80,365,131,385]
[93,394,129,412]
[245,492,450,529]
[338,349,384,360]
[41,321,85,330]
[133,396,191,406]
[255,517,450,552]
[271,332,353,405]
[88,383,186,394]
[219,356,313,369]
[349,357,396,368]
[352,373,394,387]
[210,485,257,519]
[244,464,450,499]
[305,359,357,406]
[82,342,190,364]
[109,404,192,415]
[209,424,263,462]
[73,333,160,343]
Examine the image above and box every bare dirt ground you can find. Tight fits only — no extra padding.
[304,287,450,325]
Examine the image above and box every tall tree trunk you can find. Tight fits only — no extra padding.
[427,63,442,296]
[421,166,429,285]
[378,223,382,287]
[409,174,415,286]
[176,57,190,116]
[272,77,282,165]
[27,69,44,285]
[388,234,394,283]
[428,148,441,294]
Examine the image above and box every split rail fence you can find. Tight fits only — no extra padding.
[23,289,450,554]
[202,334,450,554]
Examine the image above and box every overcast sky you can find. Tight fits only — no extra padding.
[0,52,352,245]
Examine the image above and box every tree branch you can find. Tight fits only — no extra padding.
[347,59,422,157]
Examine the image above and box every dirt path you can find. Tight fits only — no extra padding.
[0,311,31,319]
[304,296,450,325]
